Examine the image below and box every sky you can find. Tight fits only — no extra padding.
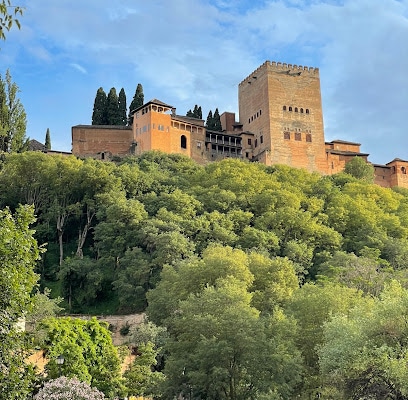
[1,0,408,165]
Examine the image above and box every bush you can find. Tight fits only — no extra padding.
[34,376,105,400]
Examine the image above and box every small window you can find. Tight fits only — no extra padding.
[284,132,290,140]
[260,135,263,144]
[306,109,310,114]
[306,133,312,142]
[257,112,259,117]
[248,118,251,123]
[181,135,187,149]
[101,152,105,160]
[289,106,293,112]
[295,107,298,112]
[300,108,304,113]
[248,138,252,145]
[259,110,262,115]
[295,132,301,141]
[197,142,201,148]
[402,166,407,175]
[251,116,254,121]
[246,152,249,158]
[255,139,258,148]
[283,106,287,111]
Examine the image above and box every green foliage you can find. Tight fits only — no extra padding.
[0,69,27,152]
[129,83,144,124]
[0,205,41,399]
[106,87,120,125]
[0,1,23,40]
[186,104,202,119]
[91,87,107,125]
[41,317,125,398]
[118,87,127,125]
[45,128,51,150]
[344,156,375,183]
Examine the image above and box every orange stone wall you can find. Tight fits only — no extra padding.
[72,126,134,158]
[238,61,327,173]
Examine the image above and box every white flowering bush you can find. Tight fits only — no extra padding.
[34,376,105,400]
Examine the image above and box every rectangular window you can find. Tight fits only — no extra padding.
[246,152,249,158]
[306,133,312,142]
[197,142,202,148]
[284,132,290,140]
[260,135,263,144]
[142,125,147,132]
[295,132,301,141]
[255,139,258,148]
[248,138,252,145]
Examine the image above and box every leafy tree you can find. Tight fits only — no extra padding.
[41,317,125,398]
[123,341,165,398]
[186,104,202,119]
[106,87,120,125]
[344,156,375,183]
[0,69,27,152]
[0,0,23,40]
[129,83,144,124]
[319,281,408,399]
[118,87,127,125]
[0,205,42,399]
[91,87,107,125]
[34,376,105,400]
[44,127,51,150]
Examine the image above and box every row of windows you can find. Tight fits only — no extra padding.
[136,124,170,134]
[283,106,310,114]
[248,109,262,124]
[284,131,312,142]
[248,136,264,147]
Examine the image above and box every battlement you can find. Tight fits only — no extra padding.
[239,60,319,86]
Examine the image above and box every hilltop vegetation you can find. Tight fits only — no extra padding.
[3,151,408,398]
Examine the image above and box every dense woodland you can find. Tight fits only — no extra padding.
[3,151,408,398]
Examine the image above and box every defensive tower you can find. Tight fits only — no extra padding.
[238,61,327,173]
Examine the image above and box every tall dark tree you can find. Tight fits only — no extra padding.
[186,105,202,119]
[91,87,107,125]
[45,128,51,150]
[118,88,127,126]
[213,108,222,131]
[129,83,144,125]
[197,105,202,119]
[106,87,120,125]
[0,69,27,152]
[186,109,194,117]
[205,110,214,130]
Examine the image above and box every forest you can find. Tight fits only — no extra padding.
[3,150,408,399]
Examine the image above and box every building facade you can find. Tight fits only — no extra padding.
[71,61,408,188]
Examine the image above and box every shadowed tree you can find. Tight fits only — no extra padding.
[118,87,127,126]
[92,87,107,125]
[129,83,144,124]
[106,87,120,125]
[45,128,51,150]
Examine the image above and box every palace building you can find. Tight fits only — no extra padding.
[72,61,408,189]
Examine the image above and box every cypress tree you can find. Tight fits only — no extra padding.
[213,108,222,131]
[197,106,202,119]
[129,83,144,124]
[206,110,214,130]
[186,109,194,117]
[45,128,51,150]
[106,88,120,125]
[92,87,107,125]
[118,88,127,126]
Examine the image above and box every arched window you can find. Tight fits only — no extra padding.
[181,135,187,149]
[401,166,406,175]
[300,108,304,113]
[306,109,310,114]
[295,107,298,112]
[289,106,293,112]
[283,105,287,111]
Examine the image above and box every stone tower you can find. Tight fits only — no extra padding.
[238,61,327,173]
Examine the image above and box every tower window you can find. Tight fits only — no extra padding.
[260,135,263,144]
[306,133,312,142]
[402,166,407,174]
[289,106,293,112]
[248,118,250,123]
[255,139,258,148]
[295,107,298,112]
[284,132,290,140]
[248,138,252,145]
[306,109,310,114]
[295,132,301,141]
[300,108,304,113]
[283,106,287,111]
[181,135,187,149]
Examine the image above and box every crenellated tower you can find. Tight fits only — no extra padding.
[238,61,327,173]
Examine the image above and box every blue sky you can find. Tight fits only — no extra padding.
[1,0,408,165]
